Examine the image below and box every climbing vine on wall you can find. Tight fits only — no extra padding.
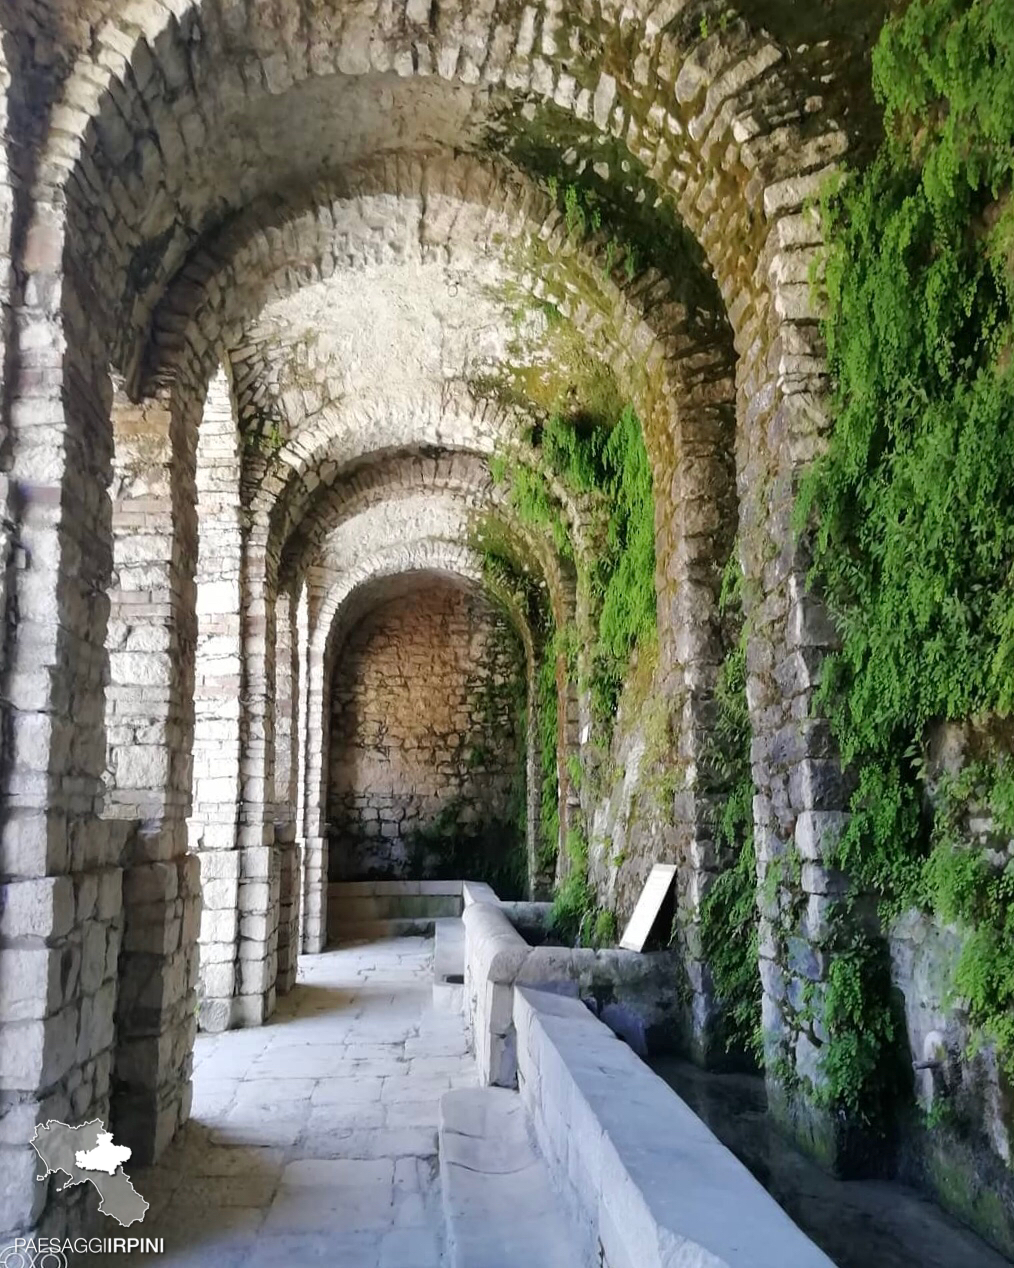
[800,0,1014,1108]
[475,535,562,880]
[536,634,562,872]
[698,556,762,1062]
[477,397,657,942]
[494,407,657,737]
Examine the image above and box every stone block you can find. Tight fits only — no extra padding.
[789,762,847,814]
[239,913,272,943]
[76,873,99,923]
[238,957,273,995]
[199,997,233,1034]
[200,850,241,879]
[0,811,69,881]
[0,1144,48,1231]
[123,905,181,955]
[97,868,123,920]
[202,878,238,910]
[0,1006,77,1089]
[242,846,275,879]
[0,948,61,1022]
[1,876,76,941]
[794,811,849,862]
[801,863,849,898]
[201,961,236,998]
[80,921,109,994]
[200,906,237,943]
[123,861,179,904]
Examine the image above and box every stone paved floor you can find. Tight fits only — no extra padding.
[88,937,475,1267]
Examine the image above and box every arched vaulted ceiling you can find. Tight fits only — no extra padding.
[4,0,859,668]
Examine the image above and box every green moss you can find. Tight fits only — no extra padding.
[485,99,724,316]
[244,418,285,458]
[923,760,1014,1074]
[536,634,562,871]
[550,871,595,944]
[473,297,625,429]
[796,0,1014,1124]
[592,908,618,947]
[404,799,527,900]
[698,553,762,1062]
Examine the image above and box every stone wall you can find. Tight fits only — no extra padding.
[884,721,1014,1255]
[327,583,526,891]
[4,0,1005,1246]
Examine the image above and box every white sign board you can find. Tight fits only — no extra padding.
[619,863,677,952]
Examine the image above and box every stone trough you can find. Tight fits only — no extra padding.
[459,880,686,1086]
[438,881,835,1268]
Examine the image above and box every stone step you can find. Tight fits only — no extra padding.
[330,893,462,921]
[327,883,464,943]
[433,917,465,1012]
[439,1086,591,1268]
[333,917,438,942]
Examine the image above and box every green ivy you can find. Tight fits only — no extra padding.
[593,407,658,726]
[818,933,907,1123]
[799,0,1014,1110]
[493,407,656,736]
[924,760,1014,1073]
[536,633,561,871]
[698,554,762,1061]
[550,827,593,942]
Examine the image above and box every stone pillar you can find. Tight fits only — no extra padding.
[188,369,244,1031]
[295,585,311,949]
[301,577,329,952]
[273,584,300,993]
[0,201,123,1239]
[103,382,200,1165]
[235,511,279,1024]
[738,215,855,1167]
[661,393,737,1066]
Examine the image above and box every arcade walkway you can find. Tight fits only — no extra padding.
[94,938,474,1267]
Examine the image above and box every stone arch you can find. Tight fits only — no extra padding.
[307,540,480,942]
[2,0,857,1187]
[279,447,575,631]
[142,156,733,548]
[301,481,550,923]
[305,535,539,945]
[289,450,575,902]
[30,0,845,384]
[147,159,741,994]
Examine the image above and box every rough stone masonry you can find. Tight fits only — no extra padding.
[0,0,1009,1256]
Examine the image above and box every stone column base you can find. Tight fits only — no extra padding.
[112,854,200,1165]
[276,842,302,993]
[301,835,327,952]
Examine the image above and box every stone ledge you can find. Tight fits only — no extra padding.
[461,880,500,907]
[328,880,464,897]
[462,894,686,1087]
[434,917,466,1013]
[513,987,836,1268]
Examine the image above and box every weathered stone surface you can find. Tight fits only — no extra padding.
[329,582,525,885]
[0,0,1004,1248]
